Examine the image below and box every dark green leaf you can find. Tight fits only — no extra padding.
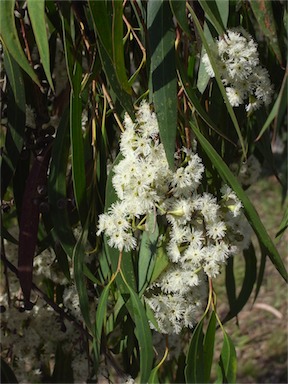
[253,243,267,303]
[121,274,154,383]
[70,60,88,226]
[169,0,190,36]
[148,0,177,169]
[51,344,74,383]
[191,123,287,282]
[112,1,131,94]
[224,244,257,323]
[199,0,226,35]
[27,0,54,90]
[203,311,217,383]
[88,0,113,58]
[48,109,76,258]
[1,358,18,383]
[217,331,237,384]
[73,219,93,334]
[250,0,283,65]
[0,1,40,86]
[138,213,159,295]
[185,317,205,383]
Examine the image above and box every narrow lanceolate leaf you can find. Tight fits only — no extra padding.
[191,123,287,283]
[1,357,18,383]
[148,0,177,169]
[223,245,257,323]
[256,72,287,141]
[2,50,26,196]
[0,1,40,87]
[185,317,205,383]
[27,0,54,90]
[18,146,51,306]
[70,60,88,227]
[250,0,283,65]
[169,0,190,36]
[73,220,93,334]
[88,0,113,59]
[121,273,154,383]
[112,0,131,94]
[199,0,226,35]
[138,213,159,296]
[203,311,217,383]
[217,331,237,384]
[48,109,76,258]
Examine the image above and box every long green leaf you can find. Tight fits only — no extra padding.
[199,0,226,35]
[191,123,287,282]
[138,213,159,296]
[1,357,18,383]
[169,0,190,36]
[185,317,205,383]
[70,60,88,227]
[148,0,177,169]
[0,1,40,87]
[224,244,257,323]
[256,72,287,141]
[94,282,111,369]
[250,0,283,65]
[112,0,131,94]
[73,219,93,334]
[27,0,54,90]
[203,311,217,383]
[48,109,76,258]
[121,273,154,383]
[88,0,113,58]
[217,331,237,384]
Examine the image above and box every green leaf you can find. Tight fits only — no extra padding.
[250,0,283,65]
[1,358,18,383]
[70,60,88,227]
[93,280,111,369]
[3,48,26,113]
[97,41,134,118]
[138,213,159,295]
[191,123,288,283]
[148,0,177,169]
[0,1,40,87]
[253,243,267,303]
[275,205,288,241]
[112,0,131,95]
[51,344,74,383]
[203,311,217,383]
[88,0,113,59]
[27,0,54,90]
[48,109,76,258]
[150,242,170,284]
[73,219,93,334]
[199,0,226,35]
[121,273,154,383]
[169,0,190,36]
[185,317,205,383]
[224,244,257,323]
[217,331,237,384]
[256,72,287,141]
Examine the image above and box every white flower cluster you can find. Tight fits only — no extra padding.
[202,28,273,112]
[97,101,252,334]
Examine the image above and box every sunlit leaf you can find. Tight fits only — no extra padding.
[27,0,54,90]
[148,0,177,169]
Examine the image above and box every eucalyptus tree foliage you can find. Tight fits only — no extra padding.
[0,1,287,383]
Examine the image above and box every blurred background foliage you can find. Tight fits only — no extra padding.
[0,0,287,383]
